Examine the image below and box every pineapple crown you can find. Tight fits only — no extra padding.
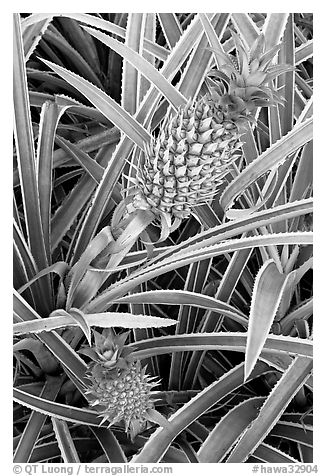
[79,329,135,372]
[206,32,294,122]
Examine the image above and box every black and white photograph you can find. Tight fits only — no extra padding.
[13,11,314,470]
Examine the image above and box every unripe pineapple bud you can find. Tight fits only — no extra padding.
[81,329,160,440]
[86,360,158,440]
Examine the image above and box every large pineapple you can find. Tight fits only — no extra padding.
[132,33,291,226]
[82,329,160,440]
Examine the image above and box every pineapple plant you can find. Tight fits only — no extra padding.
[131,33,292,227]
[81,329,160,440]
[14,12,313,464]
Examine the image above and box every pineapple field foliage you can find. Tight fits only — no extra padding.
[13,13,313,464]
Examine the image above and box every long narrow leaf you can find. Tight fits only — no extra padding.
[13,14,51,310]
[121,14,144,115]
[14,388,100,427]
[227,356,313,462]
[14,291,88,387]
[139,199,313,271]
[90,428,127,463]
[158,14,182,49]
[129,333,312,361]
[14,312,176,335]
[262,13,289,49]
[41,59,151,149]
[88,232,312,312]
[83,26,187,111]
[22,16,52,61]
[17,261,69,294]
[22,13,169,61]
[54,136,104,183]
[231,14,260,48]
[245,260,297,381]
[37,101,68,262]
[132,362,266,463]
[220,117,313,210]
[198,13,226,68]
[13,377,62,462]
[52,418,80,462]
[198,396,265,462]
[114,290,248,326]
[254,443,299,463]
[295,40,313,65]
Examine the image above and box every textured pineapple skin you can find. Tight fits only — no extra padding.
[87,360,155,431]
[136,99,242,219]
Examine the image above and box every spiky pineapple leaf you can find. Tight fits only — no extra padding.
[13,377,62,463]
[198,13,227,69]
[43,24,103,88]
[254,443,300,463]
[66,226,114,310]
[114,290,248,326]
[278,14,295,136]
[231,13,260,48]
[198,396,265,462]
[279,298,313,335]
[83,26,187,111]
[37,101,70,263]
[220,117,313,211]
[244,259,297,381]
[54,136,104,183]
[145,409,172,429]
[88,232,312,312]
[262,13,289,50]
[69,308,92,347]
[121,14,144,116]
[13,338,58,374]
[139,13,157,103]
[22,15,53,61]
[13,14,51,312]
[13,311,176,335]
[131,362,266,463]
[270,421,313,447]
[225,169,278,220]
[182,246,253,390]
[14,388,100,427]
[128,332,312,362]
[22,13,169,61]
[289,142,313,203]
[227,356,312,462]
[51,418,80,463]
[70,210,155,310]
[14,290,88,388]
[25,438,98,463]
[40,58,151,149]
[157,13,182,49]
[50,126,120,169]
[177,14,229,101]
[132,199,312,275]
[50,137,119,252]
[295,40,313,65]
[90,427,127,463]
[56,16,102,76]
[17,261,69,295]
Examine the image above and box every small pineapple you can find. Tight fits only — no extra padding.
[132,33,292,227]
[82,329,159,440]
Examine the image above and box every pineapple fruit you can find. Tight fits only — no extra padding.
[131,33,291,226]
[82,329,159,440]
